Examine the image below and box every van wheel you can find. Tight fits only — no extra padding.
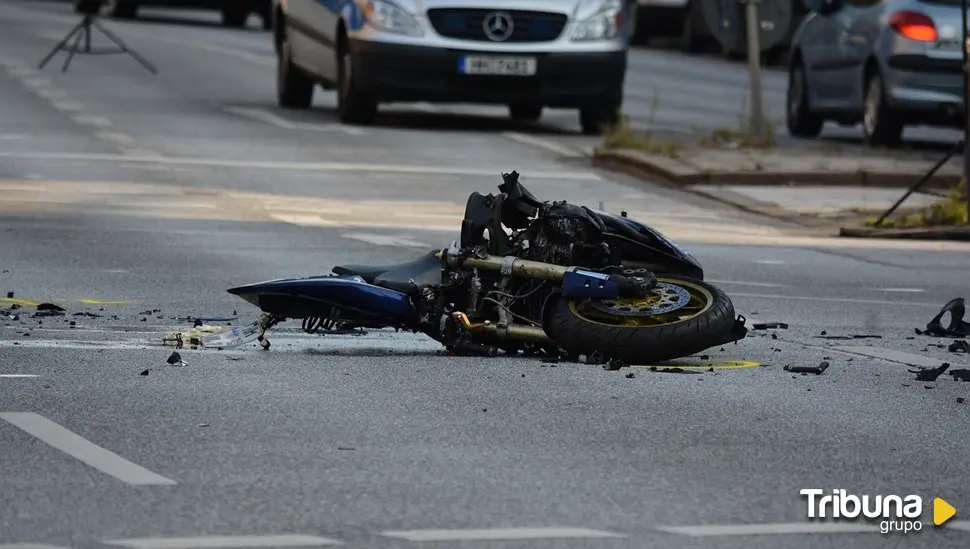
[509,104,543,122]
[336,48,378,125]
[786,62,823,138]
[103,0,138,18]
[579,103,620,135]
[222,8,249,27]
[277,32,314,109]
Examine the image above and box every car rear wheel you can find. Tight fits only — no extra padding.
[786,62,823,138]
[277,32,314,109]
[336,48,378,125]
[509,104,543,122]
[222,7,250,27]
[579,103,620,136]
[862,72,903,147]
[103,0,137,18]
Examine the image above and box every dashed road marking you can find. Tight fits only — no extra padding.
[225,107,364,135]
[71,115,113,128]
[342,232,431,248]
[656,522,882,536]
[379,528,625,542]
[0,412,177,486]
[21,77,52,89]
[502,132,583,157]
[755,259,785,265]
[878,288,925,293]
[95,132,136,145]
[832,346,964,368]
[34,88,70,100]
[946,521,970,531]
[0,151,602,180]
[732,292,941,308]
[6,67,39,77]
[632,361,761,370]
[0,544,70,549]
[0,374,38,378]
[103,536,343,549]
[51,100,84,112]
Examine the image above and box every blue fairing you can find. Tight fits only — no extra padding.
[227,274,414,321]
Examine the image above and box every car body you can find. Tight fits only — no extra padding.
[99,0,272,28]
[272,0,629,134]
[786,0,965,146]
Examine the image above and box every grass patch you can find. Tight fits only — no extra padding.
[601,116,682,158]
[865,179,968,228]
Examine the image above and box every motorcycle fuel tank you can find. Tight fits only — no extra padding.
[227,275,415,321]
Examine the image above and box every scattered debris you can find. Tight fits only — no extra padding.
[5,291,12,298]
[166,352,187,367]
[625,372,635,379]
[602,358,625,371]
[73,312,102,318]
[33,303,66,317]
[542,357,560,364]
[909,363,949,382]
[139,369,150,376]
[949,340,970,353]
[958,398,966,404]
[337,447,354,451]
[923,298,970,337]
[852,334,882,339]
[950,369,970,382]
[814,335,854,340]
[784,361,829,375]
[751,322,788,330]
[197,423,209,428]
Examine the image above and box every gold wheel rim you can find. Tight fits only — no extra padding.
[568,278,714,328]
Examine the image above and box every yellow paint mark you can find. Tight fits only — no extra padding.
[0,297,41,306]
[631,360,761,370]
[76,299,136,305]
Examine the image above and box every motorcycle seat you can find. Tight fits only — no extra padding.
[332,251,442,293]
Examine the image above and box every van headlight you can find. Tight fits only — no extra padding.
[571,0,623,41]
[360,0,424,37]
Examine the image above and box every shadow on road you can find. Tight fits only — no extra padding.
[313,107,580,136]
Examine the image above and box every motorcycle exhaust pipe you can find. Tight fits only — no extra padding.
[452,312,554,344]
[439,250,570,281]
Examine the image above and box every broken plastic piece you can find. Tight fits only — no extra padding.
[200,321,262,349]
[784,361,829,375]
[948,340,970,353]
[950,369,970,382]
[925,298,970,337]
[166,351,188,367]
[909,363,949,382]
[751,322,788,330]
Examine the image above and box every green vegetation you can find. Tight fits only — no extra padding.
[865,179,968,228]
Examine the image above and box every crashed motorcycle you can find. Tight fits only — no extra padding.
[227,171,747,364]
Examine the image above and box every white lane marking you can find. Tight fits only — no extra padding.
[21,77,52,88]
[95,132,136,145]
[0,543,69,549]
[0,152,601,180]
[6,67,39,77]
[411,102,440,113]
[225,107,364,136]
[34,88,70,100]
[71,115,113,128]
[0,134,24,140]
[51,100,84,112]
[268,213,340,227]
[342,232,431,248]
[502,132,582,157]
[379,528,625,542]
[0,412,177,486]
[946,521,970,531]
[878,288,925,293]
[656,523,882,536]
[755,259,785,265]
[705,279,786,288]
[731,292,941,308]
[103,536,342,549]
[0,374,38,378]
[832,346,962,368]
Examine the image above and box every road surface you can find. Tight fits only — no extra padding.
[1,2,969,549]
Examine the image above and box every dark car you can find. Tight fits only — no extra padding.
[95,0,272,29]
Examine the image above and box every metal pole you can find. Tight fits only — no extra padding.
[744,0,764,138]
[963,0,970,222]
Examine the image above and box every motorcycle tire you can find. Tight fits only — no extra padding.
[543,274,740,364]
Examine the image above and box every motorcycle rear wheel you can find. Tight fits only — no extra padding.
[543,274,739,364]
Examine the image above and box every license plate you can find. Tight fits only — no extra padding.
[459,56,537,76]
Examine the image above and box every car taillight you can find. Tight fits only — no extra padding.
[889,11,938,42]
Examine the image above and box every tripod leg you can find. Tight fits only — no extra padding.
[37,20,84,69]
[92,21,158,75]
[62,26,86,73]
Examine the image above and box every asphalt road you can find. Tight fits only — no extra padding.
[2,2,970,549]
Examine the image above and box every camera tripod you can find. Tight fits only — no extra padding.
[38,13,157,74]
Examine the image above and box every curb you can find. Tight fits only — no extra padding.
[839,226,970,241]
[592,148,962,189]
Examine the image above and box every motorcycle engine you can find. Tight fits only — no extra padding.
[526,201,610,267]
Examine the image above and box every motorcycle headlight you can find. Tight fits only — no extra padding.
[571,0,623,41]
[360,0,423,37]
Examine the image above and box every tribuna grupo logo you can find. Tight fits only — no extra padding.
[801,489,923,534]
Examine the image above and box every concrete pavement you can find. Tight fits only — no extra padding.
[2,2,970,548]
